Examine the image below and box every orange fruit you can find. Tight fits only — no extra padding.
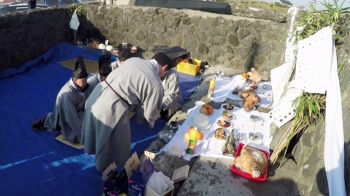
[197,131,203,140]
[203,104,211,109]
[184,132,190,142]
[242,73,249,79]
[207,108,213,115]
[200,107,208,115]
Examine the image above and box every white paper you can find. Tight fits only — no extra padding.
[285,7,299,63]
[268,86,302,128]
[294,27,333,94]
[270,7,299,109]
[270,61,295,109]
[324,35,346,196]
[69,10,80,31]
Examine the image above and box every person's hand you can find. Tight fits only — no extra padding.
[156,113,161,119]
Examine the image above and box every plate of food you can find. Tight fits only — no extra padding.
[199,103,214,116]
[213,128,232,140]
[190,113,211,129]
[222,103,234,110]
[221,110,236,121]
[216,119,232,128]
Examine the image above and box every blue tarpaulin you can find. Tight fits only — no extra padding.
[0,43,200,195]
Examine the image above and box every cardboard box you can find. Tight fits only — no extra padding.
[102,163,128,196]
[126,154,154,196]
[102,152,191,196]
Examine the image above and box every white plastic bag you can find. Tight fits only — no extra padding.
[147,171,174,195]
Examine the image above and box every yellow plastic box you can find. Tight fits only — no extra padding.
[176,59,201,76]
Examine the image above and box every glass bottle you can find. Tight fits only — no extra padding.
[186,127,199,155]
[207,78,216,98]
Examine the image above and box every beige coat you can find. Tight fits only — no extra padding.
[162,68,182,117]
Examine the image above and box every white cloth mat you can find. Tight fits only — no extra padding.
[211,76,273,109]
[211,77,236,102]
[227,80,273,109]
[157,102,272,160]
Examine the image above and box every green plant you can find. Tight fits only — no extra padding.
[70,5,86,16]
[295,0,350,44]
[270,0,348,164]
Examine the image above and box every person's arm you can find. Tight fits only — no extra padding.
[162,71,182,110]
[138,86,164,128]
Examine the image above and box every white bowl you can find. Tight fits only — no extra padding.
[106,45,113,51]
[98,44,106,50]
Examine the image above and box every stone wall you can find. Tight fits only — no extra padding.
[0,7,74,72]
[80,6,288,76]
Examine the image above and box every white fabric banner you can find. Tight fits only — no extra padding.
[324,37,346,196]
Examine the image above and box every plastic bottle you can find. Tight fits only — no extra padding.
[186,127,199,155]
[207,78,216,98]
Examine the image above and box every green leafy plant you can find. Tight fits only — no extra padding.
[70,5,86,17]
[270,0,348,164]
[295,0,350,44]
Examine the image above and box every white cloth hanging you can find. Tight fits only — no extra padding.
[324,37,346,196]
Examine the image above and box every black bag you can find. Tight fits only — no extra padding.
[153,46,190,61]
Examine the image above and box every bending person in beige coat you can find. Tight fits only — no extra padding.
[160,68,182,119]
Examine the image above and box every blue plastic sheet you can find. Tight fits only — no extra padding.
[0,43,200,196]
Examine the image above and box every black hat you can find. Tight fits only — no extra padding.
[73,55,88,79]
[98,53,112,77]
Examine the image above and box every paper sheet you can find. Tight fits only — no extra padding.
[157,102,272,160]
[294,26,333,94]
[69,10,80,31]
[55,134,84,149]
[268,86,302,128]
[270,7,299,109]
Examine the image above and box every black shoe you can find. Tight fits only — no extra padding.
[32,118,47,131]
[160,109,169,121]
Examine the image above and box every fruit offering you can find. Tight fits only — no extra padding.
[200,104,214,115]
[242,73,249,80]
[238,90,260,112]
[217,119,231,128]
[184,127,203,142]
[247,68,262,85]
[214,128,226,140]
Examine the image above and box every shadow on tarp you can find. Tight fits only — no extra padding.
[0,42,200,195]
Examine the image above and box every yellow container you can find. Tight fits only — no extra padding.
[176,59,201,76]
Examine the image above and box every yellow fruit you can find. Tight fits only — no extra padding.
[189,128,199,139]
[184,132,190,142]
[197,131,203,140]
